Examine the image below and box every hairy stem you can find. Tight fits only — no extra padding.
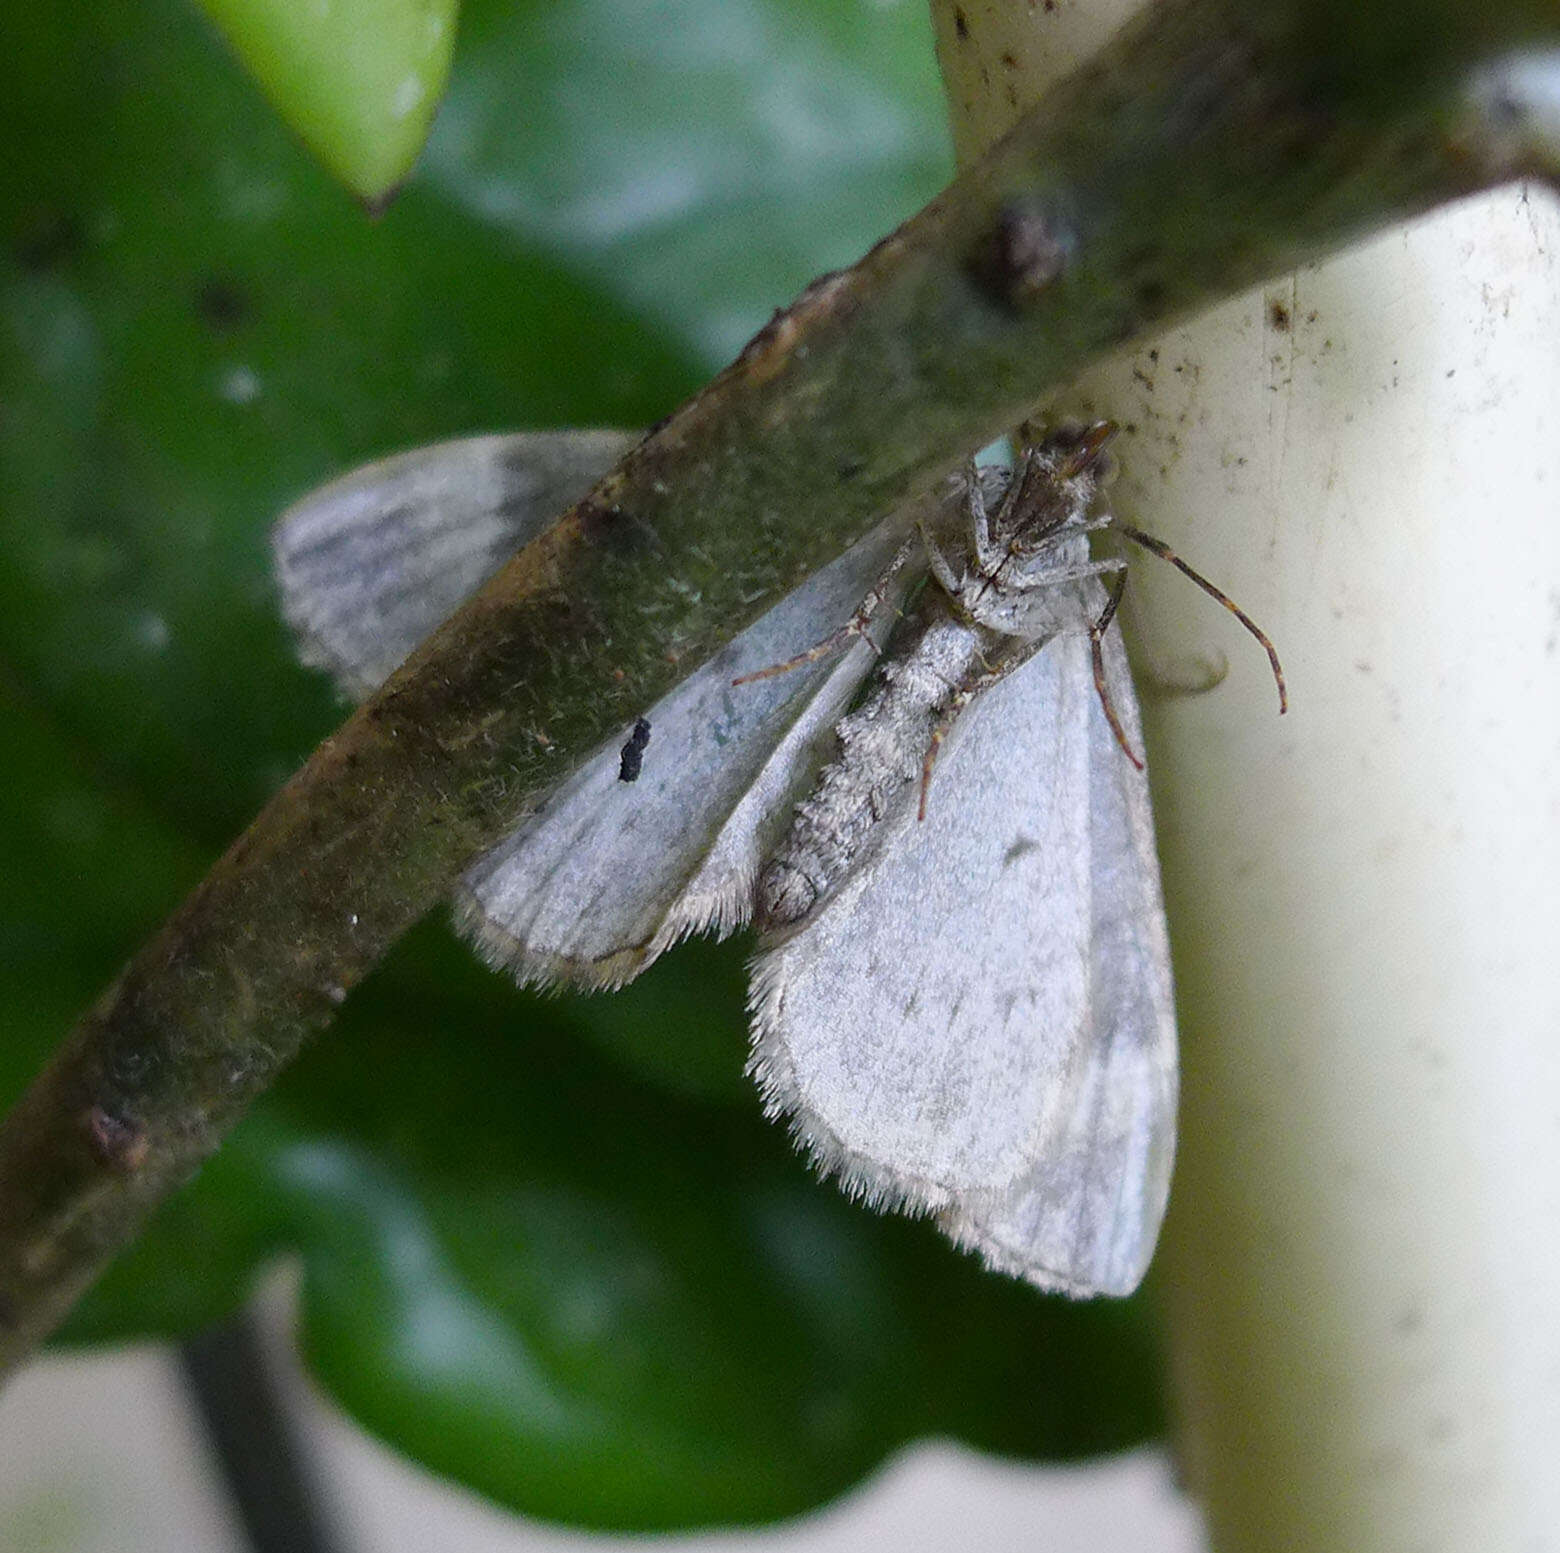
[0,0,1555,1376]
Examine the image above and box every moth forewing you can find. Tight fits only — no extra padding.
[936,626,1175,1298]
[452,515,917,989]
[747,620,1101,1205]
[273,426,922,986]
[747,599,1176,1298]
[272,428,639,700]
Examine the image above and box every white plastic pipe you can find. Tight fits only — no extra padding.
[931,4,1560,1547]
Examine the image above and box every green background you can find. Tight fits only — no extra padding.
[0,0,1165,1527]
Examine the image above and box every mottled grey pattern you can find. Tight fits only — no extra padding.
[756,609,989,923]
[746,431,1173,1295]
[452,518,912,987]
[749,625,1174,1296]
[272,427,1176,1297]
[272,429,637,698]
[757,439,1118,928]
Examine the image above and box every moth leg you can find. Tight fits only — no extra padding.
[1088,569,1146,771]
[733,534,920,685]
[970,458,1030,575]
[918,516,965,598]
[917,635,1052,820]
[1005,553,1124,594]
[967,464,1002,571]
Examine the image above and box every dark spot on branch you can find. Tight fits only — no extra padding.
[1268,299,1292,331]
[195,278,252,332]
[577,496,662,555]
[86,1106,149,1174]
[953,7,969,40]
[837,456,866,482]
[967,201,1070,309]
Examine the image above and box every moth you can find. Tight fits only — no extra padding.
[274,423,1281,1297]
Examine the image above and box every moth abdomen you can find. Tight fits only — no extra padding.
[756,857,823,927]
[758,609,987,928]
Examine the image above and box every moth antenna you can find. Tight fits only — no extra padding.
[1116,522,1288,714]
[1091,570,1146,771]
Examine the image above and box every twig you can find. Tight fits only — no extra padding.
[181,1310,344,1553]
[1,0,1555,1378]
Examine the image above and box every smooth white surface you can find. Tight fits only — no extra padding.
[301,1431,1203,1553]
[0,1345,246,1553]
[933,1,1560,1547]
[1096,191,1560,1553]
[0,1328,1207,1553]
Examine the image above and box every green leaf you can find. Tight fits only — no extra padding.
[193,0,459,200]
[423,0,954,363]
[1,9,696,849]
[276,985,1163,1529]
[0,0,1166,1528]
[66,932,1166,1528]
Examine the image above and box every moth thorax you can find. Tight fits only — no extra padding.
[756,856,819,929]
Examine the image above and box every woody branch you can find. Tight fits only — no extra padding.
[0,0,1556,1377]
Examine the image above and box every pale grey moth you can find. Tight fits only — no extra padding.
[273,423,1246,1297]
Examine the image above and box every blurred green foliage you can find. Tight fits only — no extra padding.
[0,0,1165,1528]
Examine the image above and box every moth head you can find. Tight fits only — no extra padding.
[993,419,1117,556]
